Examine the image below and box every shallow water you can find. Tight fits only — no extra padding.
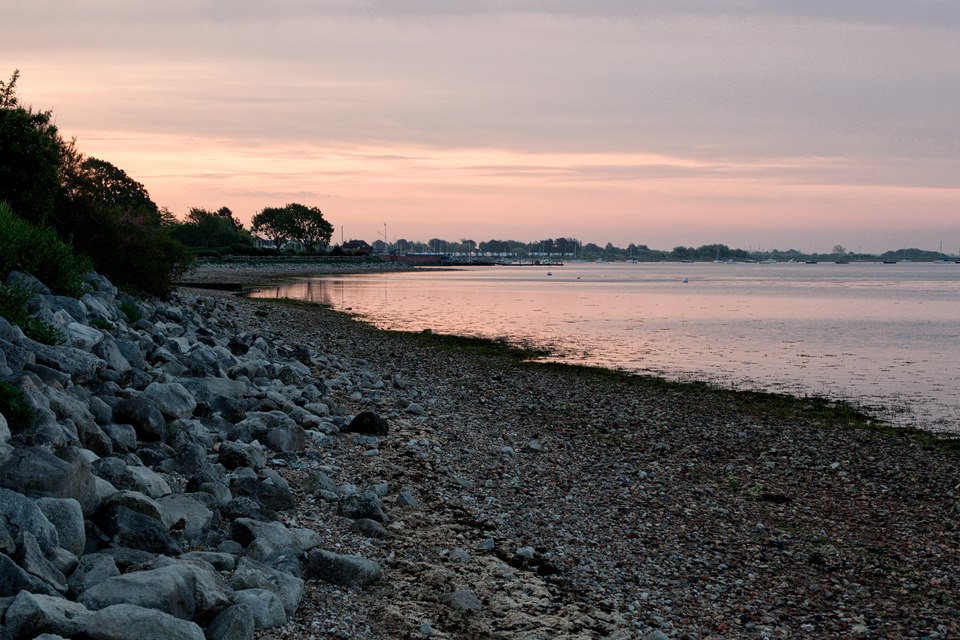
[251,262,960,434]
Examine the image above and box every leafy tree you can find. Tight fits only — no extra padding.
[172,207,252,251]
[65,157,158,218]
[251,206,293,251]
[215,206,242,230]
[286,203,333,252]
[0,70,65,223]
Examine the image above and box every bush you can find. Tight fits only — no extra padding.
[0,283,65,345]
[0,201,92,297]
[119,300,143,324]
[0,380,33,432]
[56,202,192,297]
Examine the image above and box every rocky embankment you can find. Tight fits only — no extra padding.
[2,266,959,639]
[0,270,402,639]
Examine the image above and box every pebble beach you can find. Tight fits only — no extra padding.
[1,261,956,640]
[188,263,960,639]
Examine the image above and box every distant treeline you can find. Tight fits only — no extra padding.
[370,237,955,263]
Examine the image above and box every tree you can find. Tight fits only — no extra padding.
[286,203,333,252]
[251,203,332,253]
[0,70,65,223]
[66,157,158,219]
[215,206,242,230]
[251,206,293,251]
[171,207,252,251]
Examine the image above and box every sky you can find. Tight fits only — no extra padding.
[4,1,960,253]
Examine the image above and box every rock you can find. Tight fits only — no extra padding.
[204,603,255,640]
[305,549,382,588]
[0,487,60,554]
[229,473,295,513]
[124,466,174,499]
[100,423,137,453]
[0,412,10,446]
[230,518,320,562]
[95,504,182,555]
[265,423,307,452]
[350,518,390,539]
[338,491,387,523]
[180,551,236,572]
[112,397,167,442]
[150,556,233,621]
[142,382,197,419]
[86,603,205,640]
[68,553,121,598]
[217,440,266,471]
[230,557,304,617]
[28,340,106,383]
[35,497,85,558]
[0,552,60,597]
[396,487,419,507]
[231,588,287,629]
[0,446,98,516]
[99,490,164,522]
[344,410,389,435]
[156,494,215,544]
[13,530,68,593]
[440,588,483,612]
[1,591,92,639]
[301,470,338,496]
[78,565,196,620]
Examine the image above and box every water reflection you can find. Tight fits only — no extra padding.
[251,263,960,434]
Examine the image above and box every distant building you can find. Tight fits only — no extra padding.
[341,240,373,254]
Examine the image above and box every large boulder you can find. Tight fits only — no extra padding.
[0,447,98,516]
[67,553,121,598]
[229,557,304,617]
[0,488,60,553]
[0,552,61,597]
[95,503,182,555]
[86,604,205,640]
[35,498,85,559]
[305,549,383,588]
[229,518,319,562]
[78,565,196,620]
[1,591,92,639]
[205,604,255,640]
[231,588,287,630]
[142,382,197,419]
[112,397,167,442]
[344,411,388,435]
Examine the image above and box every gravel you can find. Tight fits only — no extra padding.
[183,264,960,639]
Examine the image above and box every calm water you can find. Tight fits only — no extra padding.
[251,262,960,434]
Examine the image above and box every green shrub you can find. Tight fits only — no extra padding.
[0,201,92,297]
[0,283,65,345]
[56,203,192,297]
[0,380,33,432]
[119,300,142,324]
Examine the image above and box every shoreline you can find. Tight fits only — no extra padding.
[183,262,957,441]
[180,264,960,638]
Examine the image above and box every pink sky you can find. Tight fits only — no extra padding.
[5,2,959,253]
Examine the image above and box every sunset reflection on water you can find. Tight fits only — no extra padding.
[251,263,960,434]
